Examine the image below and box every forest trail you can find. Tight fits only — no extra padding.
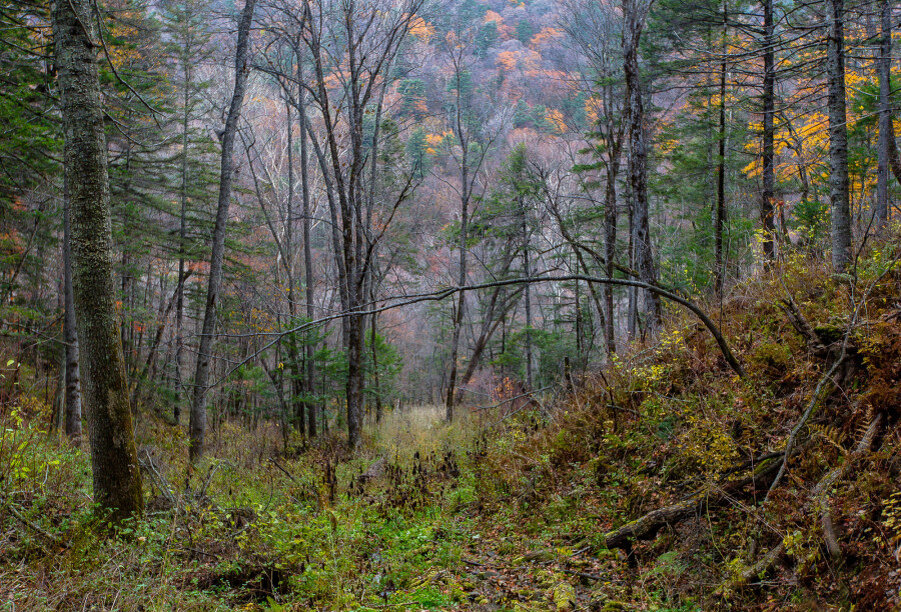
[363,404,618,611]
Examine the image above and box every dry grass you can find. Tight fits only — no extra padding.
[371,404,477,464]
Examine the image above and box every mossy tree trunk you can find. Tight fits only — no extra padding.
[875,0,893,228]
[622,0,661,332]
[51,0,143,519]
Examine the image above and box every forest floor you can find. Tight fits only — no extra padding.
[3,246,901,611]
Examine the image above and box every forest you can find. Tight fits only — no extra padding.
[1,0,901,609]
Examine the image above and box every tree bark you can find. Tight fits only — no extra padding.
[444,115,470,422]
[622,0,661,331]
[603,123,623,356]
[174,53,190,424]
[761,0,776,260]
[297,64,316,438]
[826,0,852,271]
[284,96,306,435]
[62,178,82,442]
[190,0,256,461]
[520,195,534,389]
[875,0,892,228]
[715,4,728,293]
[51,0,142,519]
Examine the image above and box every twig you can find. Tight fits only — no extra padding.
[269,457,302,485]
[473,386,553,412]
[139,449,177,507]
[720,414,883,592]
[183,547,219,559]
[764,349,848,503]
[560,568,602,582]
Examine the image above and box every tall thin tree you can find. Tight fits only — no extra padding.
[190,0,257,461]
[622,0,661,330]
[760,0,776,259]
[825,0,851,271]
[875,0,893,228]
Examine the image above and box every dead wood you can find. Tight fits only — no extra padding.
[601,455,784,550]
[721,414,882,593]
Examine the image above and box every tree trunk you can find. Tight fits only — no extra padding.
[297,66,317,439]
[62,179,82,442]
[622,0,661,331]
[445,146,470,422]
[51,0,142,519]
[626,183,638,339]
[826,0,852,272]
[370,311,383,423]
[603,123,623,357]
[54,301,66,432]
[284,96,306,435]
[190,0,256,461]
[761,0,776,260]
[875,0,892,228]
[714,5,728,293]
[174,56,190,424]
[520,197,533,389]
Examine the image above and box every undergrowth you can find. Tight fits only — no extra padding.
[3,238,901,610]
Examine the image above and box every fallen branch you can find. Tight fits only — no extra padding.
[139,448,178,508]
[602,455,783,551]
[269,457,302,486]
[720,414,882,592]
[218,273,747,385]
[768,259,899,501]
[183,546,219,560]
[725,542,785,593]
[764,341,850,502]
[473,385,553,412]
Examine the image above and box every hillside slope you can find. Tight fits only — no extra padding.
[2,242,900,611]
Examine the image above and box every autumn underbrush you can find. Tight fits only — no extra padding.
[469,239,901,610]
[0,397,493,611]
[4,240,901,611]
